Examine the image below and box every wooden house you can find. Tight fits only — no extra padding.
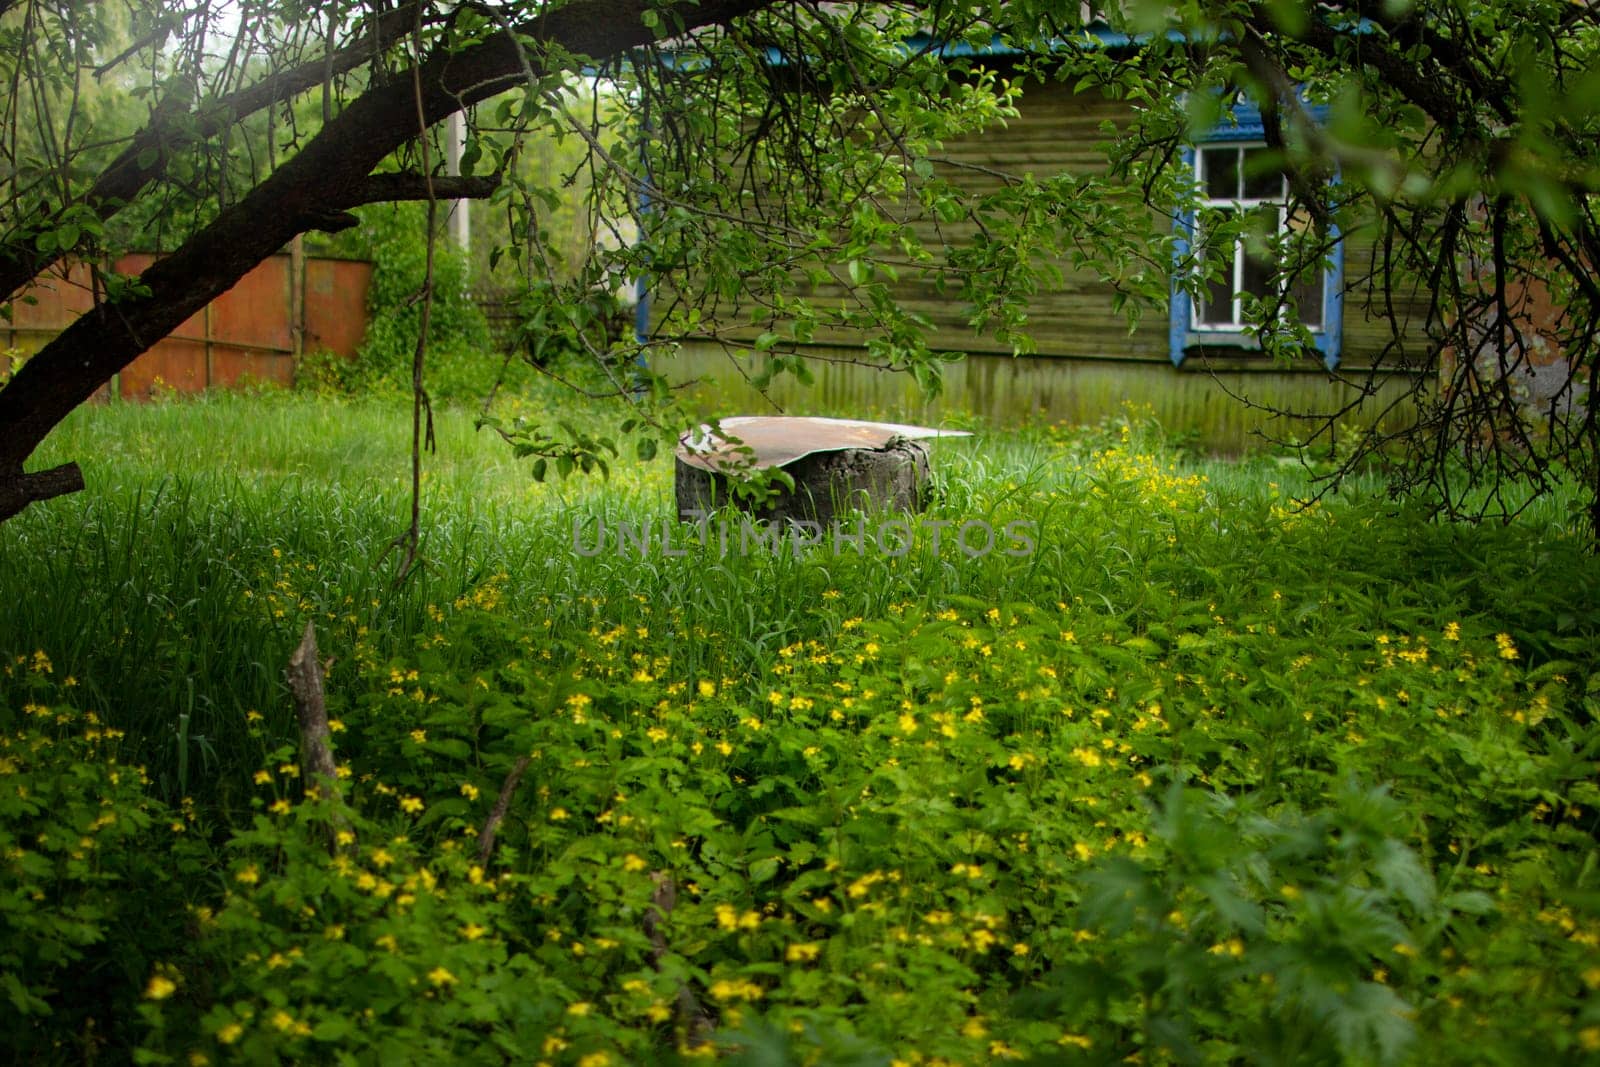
[655,34,1428,450]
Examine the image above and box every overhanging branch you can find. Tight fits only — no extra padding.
[340,172,502,207]
[301,173,503,231]
[0,2,431,304]
[0,0,774,481]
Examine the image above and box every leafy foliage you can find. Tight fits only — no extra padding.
[0,689,205,1060]
[2,398,1598,1063]
[297,203,528,402]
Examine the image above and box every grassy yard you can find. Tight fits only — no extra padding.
[1,389,1597,1064]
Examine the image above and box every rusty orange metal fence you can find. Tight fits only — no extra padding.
[2,252,373,399]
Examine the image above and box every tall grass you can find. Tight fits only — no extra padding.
[3,389,1596,813]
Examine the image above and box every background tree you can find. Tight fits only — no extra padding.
[1,0,1597,534]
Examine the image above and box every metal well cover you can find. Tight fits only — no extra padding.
[676,416,971,473]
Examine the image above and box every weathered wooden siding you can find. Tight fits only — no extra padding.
[668,343,1425,452]
[921,82,1171,362]
[775,83,1171,361]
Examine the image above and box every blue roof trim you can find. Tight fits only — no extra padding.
[1199,99,1331,142]
[660,18,1367,70]
[898,27,1187,59]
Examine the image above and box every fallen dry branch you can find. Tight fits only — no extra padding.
[477,755,531,866]
[645,871,716,1044]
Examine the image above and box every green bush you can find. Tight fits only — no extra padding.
[0,677,204,1061]
[301,203,535,403]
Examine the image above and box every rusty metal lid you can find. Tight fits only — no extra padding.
[676,416,972,473]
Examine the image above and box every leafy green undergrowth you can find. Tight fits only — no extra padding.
[1,395,1597,1063]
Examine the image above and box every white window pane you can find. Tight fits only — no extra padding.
[1242,147,1284,200]
[1188,141,1333,338]
[1200,147,1238,200]
[1242,245,1276,304]
[1198,270,1238,326]
[1292,272,1324,329]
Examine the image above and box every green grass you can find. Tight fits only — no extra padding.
[2,389,1598,1063]
[5,389,1596,803]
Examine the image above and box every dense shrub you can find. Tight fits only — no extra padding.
[300,203,538,402]
[0,675,205,1060]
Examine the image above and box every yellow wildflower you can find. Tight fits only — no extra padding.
[143,975,177,1000]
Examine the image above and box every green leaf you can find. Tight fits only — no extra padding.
[426,738,472,760]
[1329,982,1416,1062]
[312,1015,355,1041]
[1442,890,1493,916]
[1265,0,1308,36]
[1373,839,1435,913]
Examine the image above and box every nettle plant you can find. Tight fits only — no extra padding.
[0,690,204,1059]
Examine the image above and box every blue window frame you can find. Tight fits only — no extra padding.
[1169,101,1343,370]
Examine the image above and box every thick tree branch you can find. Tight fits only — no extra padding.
[299,174,503,232]
[340,172,502,208]
[1292,10,1464,133]
[0,462,85,522]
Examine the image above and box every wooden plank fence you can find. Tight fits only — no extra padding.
[2,251,373,399]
